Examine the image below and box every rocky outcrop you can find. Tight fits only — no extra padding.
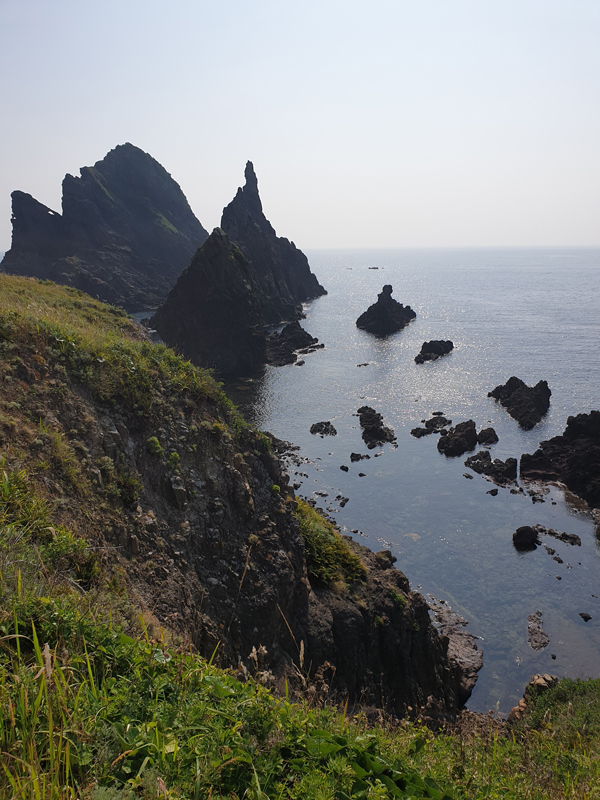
[411,415,452,438]
[477,427,499,445]
[357,406,396,449]
[221,162,326,324]
[527,611,549,650]
[464,450,517,485]
[1,144,208,310]
[310,421,337,437]
[356,285,416,335]
[151,229,266,377]
[520,410,600,508]
[266,322,322,366]
[437,420,478,457]
[513,526,541,551]
[415,340,454,364]
[488,377,551,430]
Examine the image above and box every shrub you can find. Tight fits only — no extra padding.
[146,435,164,458]
[295,499,366,585]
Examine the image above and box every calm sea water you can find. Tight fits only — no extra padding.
[227,247,600,715]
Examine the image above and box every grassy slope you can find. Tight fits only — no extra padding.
[1,276,599,799]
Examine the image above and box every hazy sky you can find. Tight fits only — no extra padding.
[1,0,599,250]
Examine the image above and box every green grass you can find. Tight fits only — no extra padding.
[295,499,366,585]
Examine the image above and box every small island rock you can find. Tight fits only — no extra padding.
[488,376,551,430]
[356,285,416,336]
[415,340,454,364]
[437,420,477,457]
[310,421,337,437]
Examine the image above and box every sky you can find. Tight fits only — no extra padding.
[1,0,599,250]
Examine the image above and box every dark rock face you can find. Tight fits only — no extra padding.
[532,524,581,547]
[437,420,477,457]
[356,285,416,335]
[221,162,326,324]
[464,450,517,485]
[1,143,208,311]
[266,321,322,366]
[513,526,541,551]
[520,410,600,509]
[151,229,266,377]
[415,340,454,364]
[310,421,337,437]
[477,427,499,445]
[410,416,452,438]
[488,376,551,430]
[357,406,396,449]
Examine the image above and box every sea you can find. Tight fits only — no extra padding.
[225,247,600,716]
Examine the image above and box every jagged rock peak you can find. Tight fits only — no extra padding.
[152,228,267,377]
[1,143,208,311]
[220,162,326,324]
[356,285,416,336]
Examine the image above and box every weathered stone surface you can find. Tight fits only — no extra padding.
[520,410,600,509]
[1,143,208,311]
[532,524,581,547]
[477,427,499,445]
[267,322,321,366]
[513,526,541,551]
[415,340,454,364]
[464,450,517,485]
[437,420,477,457]
[221,162,326,324]
[527,611,549,650]
[488,376,551,430]
[356,285,416,335]
[411,415,451,438]
[152,229,266,377]
[357,406,396,449]
[310,421,337,437]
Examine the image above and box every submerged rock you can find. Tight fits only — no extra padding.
[527,611,549,650]
[356,285,416,336]
[488,376,551,430]
[1,143,208,311]
[520,410,600,509]
[415,340,454,364]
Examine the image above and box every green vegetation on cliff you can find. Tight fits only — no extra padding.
[1,275,599,799]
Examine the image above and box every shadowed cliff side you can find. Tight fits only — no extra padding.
[221,161,327,323]
[151,229,267,376]
[0,143,208,311]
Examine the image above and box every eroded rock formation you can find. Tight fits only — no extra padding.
[437,420,478,457]
[356,285,416,335]
[1,143,208,310]
[488,376,551,430]
[357,406,396,449]
[221,162,326,323]
[464,450,517,485]
[415,340,454,364]
[520,410,600,508]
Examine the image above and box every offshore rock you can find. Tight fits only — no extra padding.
[488,376,551,430]
[464,450,517,485]
[151,229,266,377]
[415,340,454,364]
[513,526,541,551]
[437,420,477,457]
[520,410,600,508]
[1,143,208,310]
[221,162,326,324]
[357,406,396,449]
[310,421,337,437]
[477,427,499,446]
[527,611,549,651]
[266,321,321,366]
[356,285,416,336]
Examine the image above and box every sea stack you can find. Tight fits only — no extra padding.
[0,143,208,310]
[151,229,266,377]
[356,285,416,335]
[488,376,551,430]
[221,161,326,323]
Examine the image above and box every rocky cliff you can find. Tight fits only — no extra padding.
[151,229,267,376]
[0,274,471,717]
[221,162,327,323]
[1,144,208,311]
